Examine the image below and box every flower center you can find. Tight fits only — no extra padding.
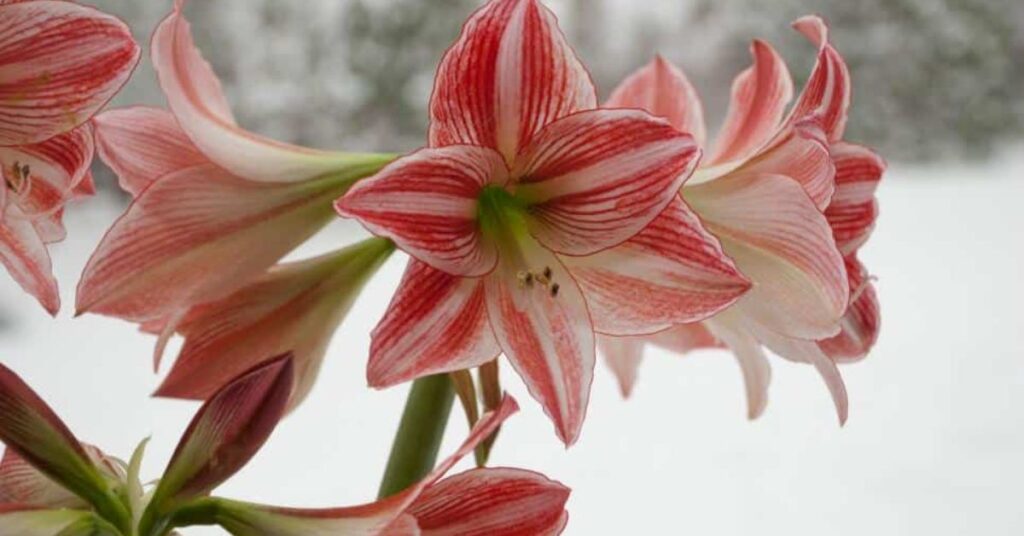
[477,186,561,298]
[4,160,31,196]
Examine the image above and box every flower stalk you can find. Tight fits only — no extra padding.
[377,374,455,499]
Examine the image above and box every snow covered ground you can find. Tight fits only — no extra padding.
[0,150,1021,535]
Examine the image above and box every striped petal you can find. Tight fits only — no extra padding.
[605,55,707,146]
[152,1,390,183]
[686,173,848,340]
[0,364,124,518]
[0,449,82,509]
[825,142,885,255]
[0,124,94,218]
[708,40,793,165]
[514,109,701,256]
[368,259,500,389]
[732,114,835,210]
[92,107,208,197]
[563,196,750,336]
[404,468,569,536]
[647,323,721,354]
[786,16,851,142]
[0,506,95,536]
[598,336,645,398]
[485,235,593,445]
[429,0,596,163]
[0,206,59,315]
[336,146,507,277]
[208,396,520,536]
[819,256,880,362]
[155,239,393,410]
[0,0,139,146]
[149,355,294,511]
[76,163,354,322]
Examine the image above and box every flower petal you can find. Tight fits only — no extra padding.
[0,124,94,218]
[685,172,848,339]
[0,449,83,509]
[825,142,885,255]
[368,259,501,388]
[150,355,294,510]
[151,2,390,182]
[429,0,596,162]
[336,146,507,277]
[92,107,208,197]
[753,326,849,425]
[708,40,793,165]
[704,315,772,420]
[731,114,835,210]
[818,257,880,362]
[514,109,701,256]
[563,196,750,336]
[207,396,520,536]
[0,0,139,146]
[647,323,721,354]
[0,364,120,514]
[155,239,393,410]
[76,163,354,322]
[605,55,707,147]
[786,16,851,142]
[405,467,570,536]
[598,336,645,398]
[485,236,593,445]
[0,506,95,536]
[0,206,59,315]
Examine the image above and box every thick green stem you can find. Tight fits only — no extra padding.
[377,375,455,499]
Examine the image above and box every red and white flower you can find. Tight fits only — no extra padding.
[77,1,395,341]
[336,0,749,445]
[0,0,139,314]
[602,16,884,422]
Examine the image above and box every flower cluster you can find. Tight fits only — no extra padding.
[0,0,884,533]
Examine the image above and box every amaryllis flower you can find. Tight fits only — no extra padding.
[0,0,139,314]
[336,0,749,445]
[153,238,396,410]
[77,0,395,331]
[602,16,884,422]
[0,357,570,535]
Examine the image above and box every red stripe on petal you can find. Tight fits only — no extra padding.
[485,237,594,445]
[0,1,139,146]
[734,114,835,209]
[76,164,345,322]
[368,259,500,388]
[337,146,507,277]
[825,142,885,255]
[407,467,570,536]
[515,109,700,256]
[605,55,707,147]
[786,16,851,142]
[566,197,750,336]
[0,206,59,315]
[819,256,880,361]
[0,449,84,509]
[92,107,208,197]
[429,0,596,162]
[708,40,793,165]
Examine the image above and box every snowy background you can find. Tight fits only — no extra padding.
[1,1,1023,534]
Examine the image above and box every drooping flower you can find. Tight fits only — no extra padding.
[0,357,570,535]
[0,0,139,314]
[602,15,884,422]
[336,0,749,445]
[77,1,396,332]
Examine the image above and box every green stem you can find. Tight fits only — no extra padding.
[377,375,455,499]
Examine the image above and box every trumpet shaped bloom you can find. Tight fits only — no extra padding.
[0,358,570,536]
[0,0,139,314]
[603,16,884,422]
[337,0,748,445]
[77,1,395,328]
